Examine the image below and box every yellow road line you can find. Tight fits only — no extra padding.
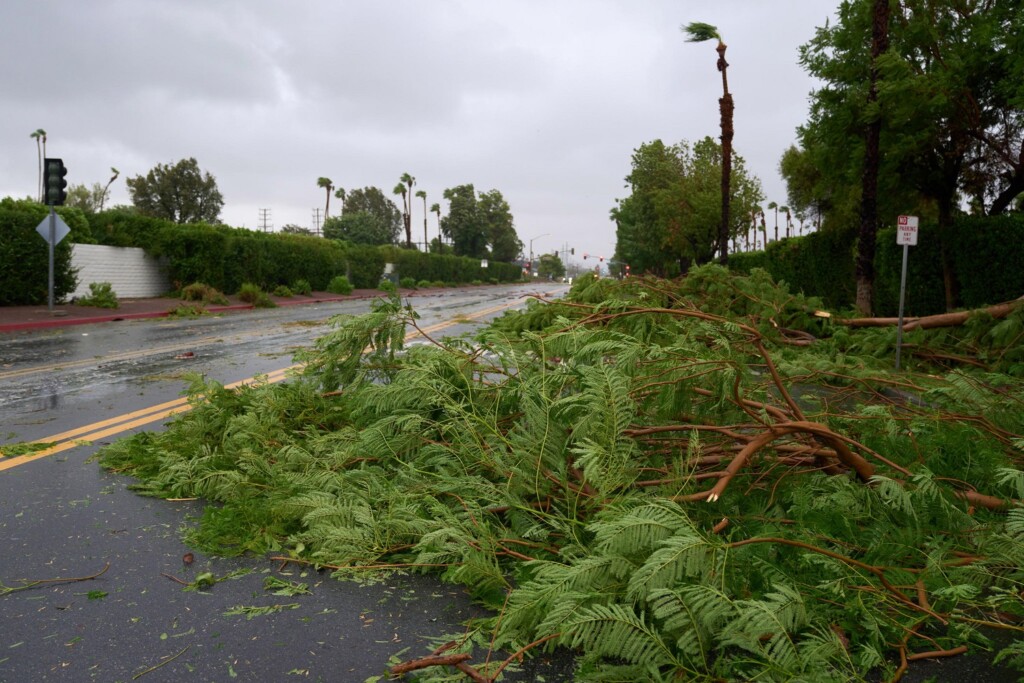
[0,296,532,471]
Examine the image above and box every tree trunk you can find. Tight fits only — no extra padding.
[855,0,890,316]
[717,42,733,266]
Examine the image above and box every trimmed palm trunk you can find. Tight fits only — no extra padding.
[684,23,733,265]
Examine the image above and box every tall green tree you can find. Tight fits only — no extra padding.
[343,186,403,244]
[67,167,120,214]
[65,183,107,213]
[478,189,522,262]
[612,137,763,275]
[683,22,734,265]
[778,145,827,232]
[323,211,393,245]
[798,0,1024,312]
[536,252,565,280]
[126,158,223,224]
[441,184,487,258]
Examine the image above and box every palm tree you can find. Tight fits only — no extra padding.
[30,129,46,202]
[393,182,410,247]
[397,173,415,247]
[415,189,428,250]
[430,202,442,250]
[683,22,733,265]
[780,205,792,238]
[767,201,779,242]
[334,187,346,215]
[99,168,120,212]
[317,177,334,220]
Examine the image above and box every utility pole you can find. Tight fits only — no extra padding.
[258,208,272,232]
[312,208,322,237]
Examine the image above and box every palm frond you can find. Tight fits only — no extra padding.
[682,21,721,43]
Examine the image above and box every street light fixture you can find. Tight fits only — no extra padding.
[528,233,549,273]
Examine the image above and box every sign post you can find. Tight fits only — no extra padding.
[35,211,72,313]
[894,215,919,370]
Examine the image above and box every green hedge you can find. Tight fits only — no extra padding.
[2,201,525,304]
[729,226,856,310]
[730,214,1024,316]
[0,198,87,305]
[378,245,522,284]
[87,208,167,248]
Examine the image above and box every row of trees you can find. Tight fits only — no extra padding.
[316,176,523,262]
[52,155,525,264]
[616,4,1022,314]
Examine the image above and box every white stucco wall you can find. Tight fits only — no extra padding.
[70,244,171,299]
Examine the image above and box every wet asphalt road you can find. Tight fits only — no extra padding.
[0,284,574,683]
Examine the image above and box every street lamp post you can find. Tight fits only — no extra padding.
[528,233,549,274]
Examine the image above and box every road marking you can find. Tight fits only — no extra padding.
[0,294,542,471]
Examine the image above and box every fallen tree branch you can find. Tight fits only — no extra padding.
[837,300,1021,331]
[390,653,473,676]
[1,562,110,595]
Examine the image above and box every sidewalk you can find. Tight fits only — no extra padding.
[0,290,386,333]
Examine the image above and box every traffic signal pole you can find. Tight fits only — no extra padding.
[48,207,56,312]
[42,158,68,313]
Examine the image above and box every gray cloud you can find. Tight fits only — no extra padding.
[1,0,834,263]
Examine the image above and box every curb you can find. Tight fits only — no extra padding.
[0,292,386,334]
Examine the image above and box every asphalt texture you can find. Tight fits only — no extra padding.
[0,288,576,683]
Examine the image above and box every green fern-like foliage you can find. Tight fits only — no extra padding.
[96,266,1024,681]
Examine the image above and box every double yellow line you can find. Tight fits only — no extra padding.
[0,367,296,472]
[0,296,530,472]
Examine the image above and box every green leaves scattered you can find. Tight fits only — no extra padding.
[263,576,311,596]
[96,268,1024,681]
[224,603,300,620]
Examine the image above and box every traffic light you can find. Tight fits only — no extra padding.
[43,158,68,206]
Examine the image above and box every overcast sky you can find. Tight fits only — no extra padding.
[1,0,835,264]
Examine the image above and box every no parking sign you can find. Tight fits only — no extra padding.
[897,215,919,246]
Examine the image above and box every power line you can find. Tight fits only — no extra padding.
[311,208,322,237]
[258,208,272,232]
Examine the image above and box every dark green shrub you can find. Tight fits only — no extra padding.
[238,283,276,308]
[327,275,353,295]
[417,280,432,289]
[181,282,229,306]
[378,280,397,293]
[431,280,446,288]
[291,279,312,296]
[273,285,293,297]
[76,282,119,309]
[399,277,417,289]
